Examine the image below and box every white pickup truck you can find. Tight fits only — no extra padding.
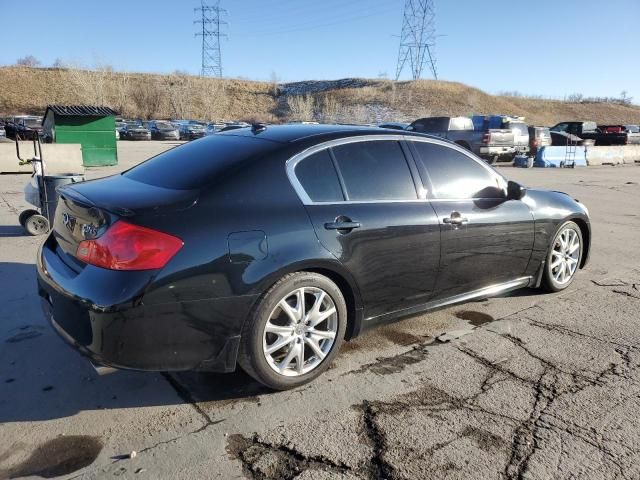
[409,116,515,164]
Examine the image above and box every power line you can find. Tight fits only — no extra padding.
[237,6,398,38]
[395,0,438,81]
[194,0,227,77]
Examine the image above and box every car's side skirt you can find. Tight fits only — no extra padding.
[362,276,533,331]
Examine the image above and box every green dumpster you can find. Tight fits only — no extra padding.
[42,105,118,167]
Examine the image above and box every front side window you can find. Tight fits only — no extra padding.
[294,149,344,202]
[411,142,503,199]
[331,140,417,201]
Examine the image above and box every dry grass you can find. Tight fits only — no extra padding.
[1,66,639,126]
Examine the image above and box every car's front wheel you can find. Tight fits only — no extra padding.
[238,272,347,390]
[542,221,583,292]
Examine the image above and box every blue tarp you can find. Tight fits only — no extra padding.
[534,146,587,167]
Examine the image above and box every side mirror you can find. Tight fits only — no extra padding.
[507,180,526,201]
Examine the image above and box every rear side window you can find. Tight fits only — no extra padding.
[411,142,503,199]
[124,135,280,189]
[332,141,417,201]
[295,150,344,202]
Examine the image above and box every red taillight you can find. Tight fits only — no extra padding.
[482,133,491,144]
[76,221,183,271]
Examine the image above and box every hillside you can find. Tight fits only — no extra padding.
[1,66,639,126]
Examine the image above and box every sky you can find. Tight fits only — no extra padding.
[1,0,638,102]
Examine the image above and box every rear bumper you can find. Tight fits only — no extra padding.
[37,239,256,373]
[478,146,515,157]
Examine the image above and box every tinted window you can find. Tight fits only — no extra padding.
[411,117,449,133]
[295,150,344,202]
[124,135,280,189]
[332,141,416,201]
[411,142,502,199]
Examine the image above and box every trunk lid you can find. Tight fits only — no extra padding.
[53,175,198,258]
[487,129,514,146]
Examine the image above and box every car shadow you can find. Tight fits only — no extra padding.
[0,261,271,423]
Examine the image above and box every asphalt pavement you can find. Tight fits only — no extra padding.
[1,142,639,479]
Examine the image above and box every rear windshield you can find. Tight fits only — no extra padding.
[124,135,280,189]
[509,122,528,135]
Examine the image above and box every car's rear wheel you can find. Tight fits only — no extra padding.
[238,272,346,390]
[542,221,583,292]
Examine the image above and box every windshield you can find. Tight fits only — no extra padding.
[24,118,41,127]
[156,122,174,130]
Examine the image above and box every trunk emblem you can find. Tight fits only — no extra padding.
[62,213,76,232]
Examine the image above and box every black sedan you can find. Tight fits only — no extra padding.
[119,123,151,141]
[37,125,591,389]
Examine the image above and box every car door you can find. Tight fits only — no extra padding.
[289,137,441,319]
[407,139,534,300]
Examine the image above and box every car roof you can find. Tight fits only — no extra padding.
[218,123,439,144]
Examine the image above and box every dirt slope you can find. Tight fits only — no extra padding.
[1,66,639,126]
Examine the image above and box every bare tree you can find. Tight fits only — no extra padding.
[52,58,65,69]
[112,72,131,116]
[318,94,342,123]
[60,63,113,105]
[200,78,228,121]
[269,71,280,96]
[620,90,632,106]
[16,55,41,67]
[131,79,164,119]
[287,95,315,121]
[165,71,194,119]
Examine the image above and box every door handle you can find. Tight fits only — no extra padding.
[324,221,361,230]
[443,212,468,225]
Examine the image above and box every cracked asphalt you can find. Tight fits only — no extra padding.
[1,142,640,479]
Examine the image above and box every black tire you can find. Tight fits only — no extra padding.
[19,209,40,227]
[541,221,583,292]
[238,272,347,390]
[24,214,49,236]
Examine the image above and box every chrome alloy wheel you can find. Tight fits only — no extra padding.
[262,287,338,376]
[550,227,581,285]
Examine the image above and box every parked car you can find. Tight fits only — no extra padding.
[205,122,217,136]
[145,120,180,140]
[378,122,410,131]
[119,122,151,141]
[598,125,640,145]
[550,122,630,146]
[37,124,591,389]
[410,116,515,164]
[528,126,552,157]
[625,125,639,134]
[179,121,206,140]
[5,115,43,140]
[0,121,6,140]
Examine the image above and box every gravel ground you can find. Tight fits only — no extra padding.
[1,141,639,480]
